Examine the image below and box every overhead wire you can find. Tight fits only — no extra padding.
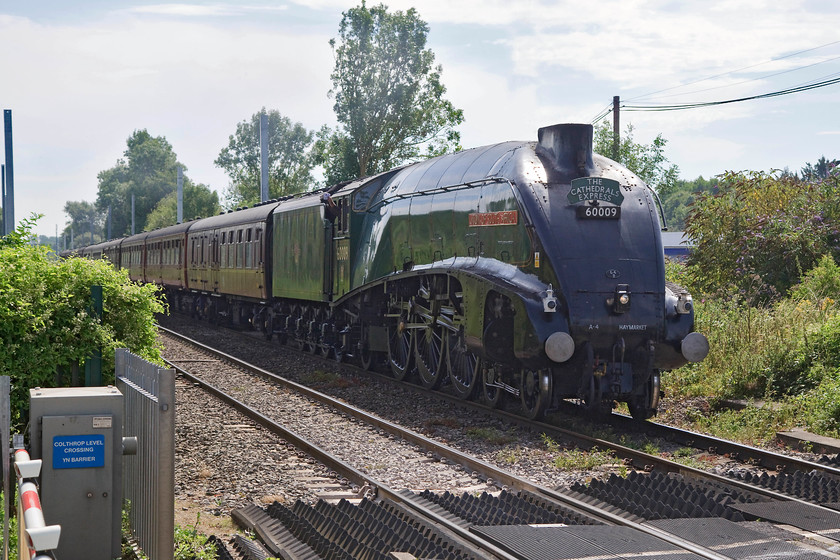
[590,40,840,121]
[623,74,840,112]
[638,54,840,102]
[624,39,840,102]
[590,104,613,125]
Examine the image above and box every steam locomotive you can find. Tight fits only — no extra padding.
[72,123,708,419]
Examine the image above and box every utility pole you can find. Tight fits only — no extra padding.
[1,164,4,235]
[612,96,620,162]
[260,113,269,203]
[131,194,135,235]
[3,110,13,235]
[107,205,112,240]
[177,165,183,223]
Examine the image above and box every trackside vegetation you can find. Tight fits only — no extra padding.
[0,215,166,430]
[665,166,840,443]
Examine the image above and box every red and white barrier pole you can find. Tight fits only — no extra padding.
[14,448,60,558]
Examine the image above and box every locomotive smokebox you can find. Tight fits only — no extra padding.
[536,123,595,180]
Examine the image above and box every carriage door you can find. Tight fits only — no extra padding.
[210,231,220,293]
[332,197,351,299]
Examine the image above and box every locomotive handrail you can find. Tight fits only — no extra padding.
[365,176,511,212]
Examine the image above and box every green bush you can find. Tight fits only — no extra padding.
[0,216,166,429]
[793,370,840,436]
[667,293,838,399]
[790,254,840,302]
[685,170,840,304]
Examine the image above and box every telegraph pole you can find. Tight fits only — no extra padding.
[3,110,13,235]
[1,164,4,235]
[612,96,620,162]
[260,113,269,203]
[177,165,183,223]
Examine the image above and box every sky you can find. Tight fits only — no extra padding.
[1,1,839,238]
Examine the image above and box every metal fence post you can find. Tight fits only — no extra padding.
[117,349,175,560]
[1,376,9,560]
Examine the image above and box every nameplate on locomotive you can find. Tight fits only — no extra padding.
[567,177,624,206]
[468,210,518,227]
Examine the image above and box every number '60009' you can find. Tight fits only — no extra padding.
[584,206,618,218]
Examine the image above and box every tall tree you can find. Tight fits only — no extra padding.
[801,156,839,181]
[145,182,221,230]
[62,200,103,247]
[312,126,360,187]
[659,176,718,231]
[95,130,183,237]
[328,2,463,179]
[215,108,315,209]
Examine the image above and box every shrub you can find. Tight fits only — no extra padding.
[0,216,166,429]
[790,254,840,303]
[794,371,840,436]
[685,170,840,304]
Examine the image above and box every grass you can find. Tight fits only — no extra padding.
[662,257,840,443]
[495,447,522,464]
[465,426,517,445]
[541,433,615,471]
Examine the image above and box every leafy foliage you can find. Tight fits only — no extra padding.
[63,200,104,247]
[328,2,463,178]
[790,254,840,301]
[93,130,187,237]
[658,176,718,231]
[801,156,839,181]
[684,169,840,303]
[174,514,217,560]
[215,108,315,208]
[312,125,361,187]
[666,254,840,440]
[145,182,220,230]
[593,121,679,195]
[0,216,165,429]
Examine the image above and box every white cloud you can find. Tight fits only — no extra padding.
[124,4,290,17]
[3,1,839,237]
[1,11,335,235]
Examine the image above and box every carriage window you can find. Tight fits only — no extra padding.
[236,230,243,268]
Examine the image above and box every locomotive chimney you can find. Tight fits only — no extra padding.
[536,123,594,179]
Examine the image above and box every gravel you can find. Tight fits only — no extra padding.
[162,314,627,539]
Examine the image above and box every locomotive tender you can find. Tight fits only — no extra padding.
[74,123,708,419]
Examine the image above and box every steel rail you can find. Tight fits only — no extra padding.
[161,326,736,560]
[163,313,840,482]
[607,411,840,476]
[165,348,516,560]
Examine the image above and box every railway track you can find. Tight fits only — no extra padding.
[161,312,840,478]
[161,324,840,559]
